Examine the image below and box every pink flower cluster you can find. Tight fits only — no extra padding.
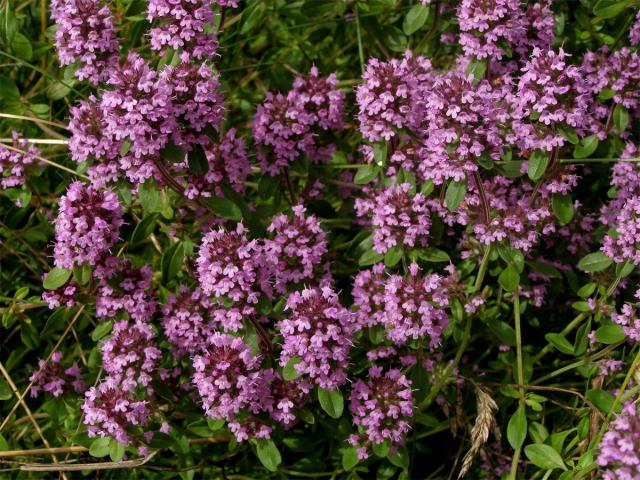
[253,67,344,174]
[50,0,119,83]
[353,263,450,347]
[355,183,431,254]
[597,400,640,480]
[278,287,353,390]
[348,367,414,459]
[0,132,39,191]
[52,181,123,269]
[611,288,640,342]
[264,205,327,292]
[29,352,84,398]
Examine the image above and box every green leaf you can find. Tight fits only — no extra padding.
[388,447,410,469]
[318,387,344,419]
[384,247,403,267]
[586,389,619,414]
[72,264,92,286]
[416,247,450,263]
[613,105,629,132]
[161,242,185,282]
[130,214,159,247]
[46,81,72,101]
[558,125,579,145]
[109,439,125,462]
[282,357,302,381]
[616,260,635,278]
[205,198,242,221]
[89,437,111,458]
[342,446,359,471]
[544,333,574,355]
[0,378,12,400]
[43,267,72,290]
[354,164,379,184]
[466,58,488,82]
[593,0,629,18]
[552,194,574,226]
[527,150,549,181]
[254,438,281,472]
[241,1,266,34]
[498,265,520,292]
[507,404,527,450]
[527,260,562,279]
[403,4,429,35]
[445,179,467,211]
[359,249,384,266]
[0,433,7,450]
[595,324,626,344]
[258,174,280,200]
[160,141,185,162]
[524,443,567,471]
[11,32,32,61]
[188,144,209,177]
[372,440,390,458]
[577,252,612,272]
[573,135,598,159]
[282,436,313,453]
[91,320,113,341]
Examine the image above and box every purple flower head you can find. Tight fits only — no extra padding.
[228,417,272,442]
[253,67,342,174]
[355,182,431,254]
[352,263,387,329]
[95,258,157,322]
[583,47,640,114]
[0,131,39,190]
[511,48,591,152]
[50,0,119,83]
[161,285,217,356]
[196,222,262,304]
[419,69,506,184]
[383,263,449,347]
[611,287,640,342]
[269,372,312,427]
[630,11,640,46]
[192,333,268,422]
[457,0,526,60]
[348,367,414,459]
[147,0,218,59]
[102,53,176,179]
[264,205,328,293]
[356,51,432,142]
[602,195,640,265]
[68,96,120,164]
[158,60,224,146]
[597,400,640,479]
[42,282,80,309]
[181,130,250,199]
[278,286,353,390]
[29,351,85,398]
[53,182,124,269]
[101,320,162,391]
[82,376,151,446]
[601,143,640,228]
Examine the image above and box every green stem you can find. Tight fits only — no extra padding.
[514,290,525,400]
[354,6,364,73]
[510,447,521,480]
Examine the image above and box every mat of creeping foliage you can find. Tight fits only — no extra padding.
[1,0,640,478]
